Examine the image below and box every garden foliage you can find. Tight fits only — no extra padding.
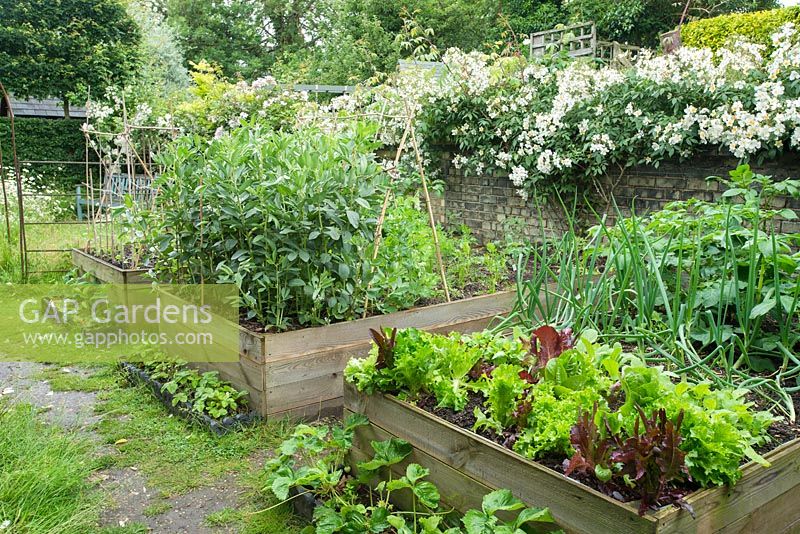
[139,360,249,419]
[0,166,71,223]
[0,0,141,108]
[592,166,800,370]
[264,414,555,533]
[173,63,306,137]
[492,165,798,399]
[142,123,510,329]
[0,119,87,187]
[148,123,387,328]
[329,24,800,199]
[496,166,799,416]
[682,7,800,52]
[346,327,774,512]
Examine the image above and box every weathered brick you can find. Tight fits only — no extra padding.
[780,220,800,234]
[435,152,800,243]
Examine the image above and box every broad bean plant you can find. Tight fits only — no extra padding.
[144,123,388,328]
[138,123,511,330]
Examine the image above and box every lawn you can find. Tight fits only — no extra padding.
[1,363,306,533]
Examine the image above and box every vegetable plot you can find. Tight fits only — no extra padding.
[263,414,556,533]
[345,326,776,514]
[142,123,521,332]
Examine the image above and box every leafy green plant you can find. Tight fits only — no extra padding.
[476,363,529,430]
[140,125,513,331]
[682,7,800,52]
[346,326,775,505]
[443,228,479,292]
[481,243,503,294]
[135,360,249,420]
[147,123,386,329]
[566,404,692,515]
[265,414,368,503]
[192,373,248,418]
[497,166,800,420]
[461,489,554,534]
[346,328,485,410]
[264,416,556,533]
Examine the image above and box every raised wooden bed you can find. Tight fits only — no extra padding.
[71,248,149,284]
[344,382,800,534]
[194,290,514,421]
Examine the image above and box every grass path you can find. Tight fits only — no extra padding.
[0,362,306,533]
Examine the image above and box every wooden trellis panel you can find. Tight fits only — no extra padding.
[529,22,596,59]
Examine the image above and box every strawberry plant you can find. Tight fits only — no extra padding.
[264,417,556,533]
[137,361,249,420]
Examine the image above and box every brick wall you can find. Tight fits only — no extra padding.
[435,152,800,242]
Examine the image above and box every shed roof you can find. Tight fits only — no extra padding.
[3,97,87,119]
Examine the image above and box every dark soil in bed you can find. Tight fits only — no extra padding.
[85,245,148,270]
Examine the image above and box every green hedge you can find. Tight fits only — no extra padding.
[0,118,86,187]
[681,7,800,52]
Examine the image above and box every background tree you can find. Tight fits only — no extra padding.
[0,0,141,117]
[165,0,272,79]
[500,0,567,37]
[125,0,188,102]
[269,0,502,84]
[565,0,779,47]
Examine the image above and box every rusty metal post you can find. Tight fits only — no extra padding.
[0,80,27,280]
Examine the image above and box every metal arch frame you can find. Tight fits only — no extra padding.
[0,79,107,281]
[0,79,27,280]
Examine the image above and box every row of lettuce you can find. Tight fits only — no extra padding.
[343,325,773,516]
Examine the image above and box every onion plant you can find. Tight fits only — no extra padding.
[497,166,800,419]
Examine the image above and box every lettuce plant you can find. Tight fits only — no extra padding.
[566,405,692,515]
[347,326,775,507]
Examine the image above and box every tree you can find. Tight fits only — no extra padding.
[500,0,567,38]
[565,0,779,47]
[269,0,505,85]
[165,0,272,79]
[352,0,500,53]
[125,0,188,101]
[0,0,141,117]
